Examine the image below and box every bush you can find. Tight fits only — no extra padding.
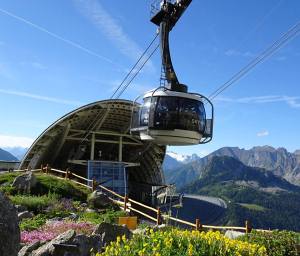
[79,210,126,224]
[10,193,58,213]
[239,230,300,256]
[98,229,267,256]
[20,214,48,231]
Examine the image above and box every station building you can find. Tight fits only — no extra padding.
[20,100,166,203]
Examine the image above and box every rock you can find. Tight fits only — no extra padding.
[47,217,63,223]
[87,191,113,209]
[132,228,147,235]
[72,234,102,256]
[32,229,76,256]
[0,192,20,256]
[80,203,88,208]
[93,222,132,247]
[18,211,34,221]
[224,230,245,239]
[18,241,42,256]
[15,205,28,213]
[68,213,79,221]
[12,171,37,192]
[85,208,96,213]
[153,224,167,232]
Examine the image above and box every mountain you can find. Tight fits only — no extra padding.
[181,156,300,231]
[163,152,201,187]
[163,146,300,188]
[3,147,28,160]
[0,148,18,161]
[211,146,300,185]
[183,156,300,194]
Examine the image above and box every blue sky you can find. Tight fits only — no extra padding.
[0,0,299,156]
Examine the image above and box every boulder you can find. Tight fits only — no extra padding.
[72,234,102,256]
[132,228,147,235]
[68,213,79,221]
[87,191,112,209]
[93,222,132,247]
[18,241,43,256]
[224,230,245,239]
[18,211,34,221]
[12,171,37,192]
[85,208,96,213]
[32,229,76,256]
[0,192,20,256]
[15,205,28,213]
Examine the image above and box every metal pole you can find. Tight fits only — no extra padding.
[90,133,95,160]
[118,136,123,162]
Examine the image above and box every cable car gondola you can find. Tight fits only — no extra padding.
[130,0,214,146]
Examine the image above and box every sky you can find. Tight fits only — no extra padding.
[0,0,299,157]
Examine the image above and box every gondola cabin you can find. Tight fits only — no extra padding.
[130,88,213,145]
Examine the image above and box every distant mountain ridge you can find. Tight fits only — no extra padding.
[0,148,18,161]
[163,146,300,188]
[183,156,300,194]
[2,147,28,160]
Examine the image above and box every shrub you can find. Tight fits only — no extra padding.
[239,230,300,256]
[10,193,59,213]
[98,229,267,256]
[20,214,48,231]
[79,210,126,224]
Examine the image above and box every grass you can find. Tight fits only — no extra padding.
[239,203,267,212]
[0,172,90,201]
[32,174,90,201]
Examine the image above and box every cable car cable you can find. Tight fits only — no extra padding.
[208,21,300,101]
[114,44,160,99]
[209,21,300,100]
[79,35,160,144]
[110,33,159,99]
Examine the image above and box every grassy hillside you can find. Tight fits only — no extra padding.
[181,156,300,231]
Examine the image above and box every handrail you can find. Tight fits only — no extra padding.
[129,206,157,222]
[128,198,158,213]
[166,215,196,228]
[51,168,67,174]
[97,184,125,200]
[71,180,92,189]
[203,225,246,231]
[71,172,92,182]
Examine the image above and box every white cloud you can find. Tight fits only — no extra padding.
[225,49,256,58]
[257,130,269,137]
[224,49,286,61]
[20,61,47,70]
[0,62,13,79]
[31,62,46,70]
[0,88,83,106]
[0,134,34,148]
[74,0,155,70]
[215,95,300,108]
